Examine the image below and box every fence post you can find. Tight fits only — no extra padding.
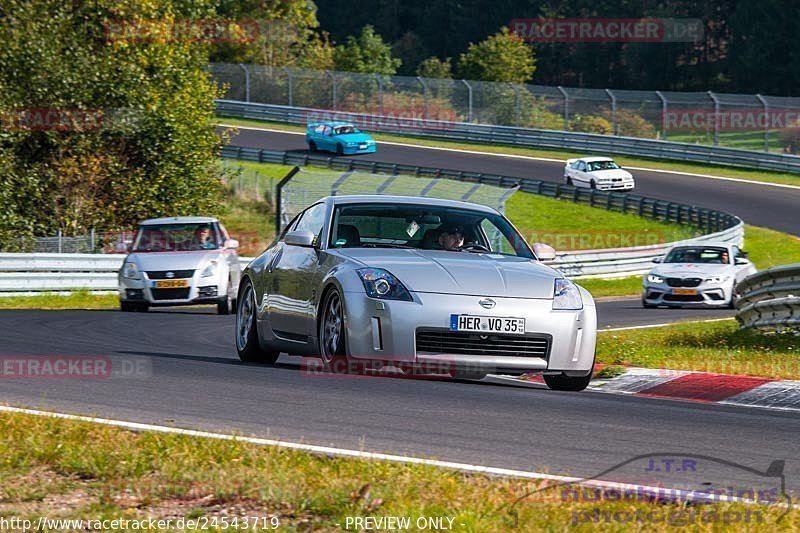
[513,84,521,126]
[325,70,337,110]
[90,228,95,253]
[417,76,429,120]
[708,91,720,146]
[282,67,293,107]
[606,89,618,135]
[655,91,667,140]
[374,74,384,115]
[461,79,473,122]
[557,86,568,130]
[238,64,250,103]
[57,230,62,253]
[756,94,769,152]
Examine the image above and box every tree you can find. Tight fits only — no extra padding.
[457,27,536,83]
[333,25,401,75]
[416,57,452,79]
[0,0,225,248]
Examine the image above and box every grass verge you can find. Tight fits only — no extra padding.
[0,291,118,310]
[217,117,800,188]
[597,319,800,379]
[1,410,795,530]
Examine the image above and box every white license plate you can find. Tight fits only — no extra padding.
[450,314,525,335]
[358,143,367,149]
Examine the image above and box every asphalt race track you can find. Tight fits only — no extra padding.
[2,307,797,495]
[225,126,800,237]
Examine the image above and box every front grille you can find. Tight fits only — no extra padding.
[147,270,194,280]
[666,277,702,288]
[151,288,190,300]
[663,293,704,302]
[416,329,550,359]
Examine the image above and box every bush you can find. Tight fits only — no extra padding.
[778,129,800,154]
[612,109,658,138]
[569,114,613,135]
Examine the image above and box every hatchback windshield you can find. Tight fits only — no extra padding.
[132,223,220,252]
[664,246,730,264]
[334,125,360,135]
[588,160,620,171]
[329,204,534,258]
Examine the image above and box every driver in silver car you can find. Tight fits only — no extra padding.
[438,224,466,251]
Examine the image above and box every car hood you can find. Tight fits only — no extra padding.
[589,169,632,180]
[337,248,559,298]
[334,132,374,143]
[126,250,224,271]
[651,263,734,277]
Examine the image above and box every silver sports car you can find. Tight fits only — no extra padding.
[235,195,597,391]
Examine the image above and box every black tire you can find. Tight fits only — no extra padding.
[544,373,592,392]
[336,143,344,156]
[308,140,317,152]
[566,176,573,186]
[590,179,597,189]
[217,296,233,315]
[642,297,657,309]
[120,300,136,312]
[235,278,279,364]
[318,287,350,373]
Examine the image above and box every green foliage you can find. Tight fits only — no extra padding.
[456,27,535,83]
[569,114,613,135]
[333,25,401,75]
[416,57,452,79]
[778,129,800,154]
[0,0,225,246]
[612,109,657,138]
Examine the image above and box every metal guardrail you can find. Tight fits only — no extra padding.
[735,264,800,331]
[216,100,800,174]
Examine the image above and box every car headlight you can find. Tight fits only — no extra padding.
[122,262,140,279]
[647,274,664,284]
[553,278,583,310]
[356,268,412,301]
[705,276,730,284]
[201,261,218,278]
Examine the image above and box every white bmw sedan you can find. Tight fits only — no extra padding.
[642,242,757,308]
[564,156,635,190]
[118,216,241,314]
[235,195,598,391]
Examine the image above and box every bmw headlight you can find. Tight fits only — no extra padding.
[705,276,730,284]
[201,261,218,278]
[553,278,583,310]
[357,268,412,301]
[647,274,664,284]
[122,262,140,279]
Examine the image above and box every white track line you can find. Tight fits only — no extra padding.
[218,123,800,191]
[602,317,734,332]
[0,404,764,506]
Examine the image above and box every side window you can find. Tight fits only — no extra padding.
[293,203,327,245]
[323,126,332,136]
[578,161,586,172]
[314,125,325,134]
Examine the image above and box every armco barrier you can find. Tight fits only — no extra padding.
[735,264,800,331]
[216,100,800,174]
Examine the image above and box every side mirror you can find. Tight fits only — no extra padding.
[224,238,239,250]
[735,257,749,265]
[652,257,662,263]
[284,230,316,248]
[533,242,556,261]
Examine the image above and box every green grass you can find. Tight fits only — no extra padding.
[668,130,782,153]
[744,225,800,269]
[218,117,800,187]
[1,410,795,531]
[598,319,800,379]
[0,290,118,310]
[574,277,644,299]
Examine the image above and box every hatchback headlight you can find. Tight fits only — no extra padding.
[647,274,664,284]
[705,276,730,284]
[357,268,412,301]
[122,262,140,279]
[201,261,218,278]
[553,278,583,310]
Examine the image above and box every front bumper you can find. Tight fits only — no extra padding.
[643,281,732,307]
[598,182,635,191]
[342,143,377,155]
[119,275,227,307]
[341,291,596,376]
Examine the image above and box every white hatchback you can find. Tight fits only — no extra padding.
[118,216,241,314]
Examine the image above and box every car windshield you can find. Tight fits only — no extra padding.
[664,246,729,264]
[588,160,620,171]
[132,223,220,252]
[329,203,534,258]
[334,125,359,135]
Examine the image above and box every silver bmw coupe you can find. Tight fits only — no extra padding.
[235,195,597,391]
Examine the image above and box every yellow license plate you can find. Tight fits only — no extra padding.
[672,288,697,295]
[155,279,189,289]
